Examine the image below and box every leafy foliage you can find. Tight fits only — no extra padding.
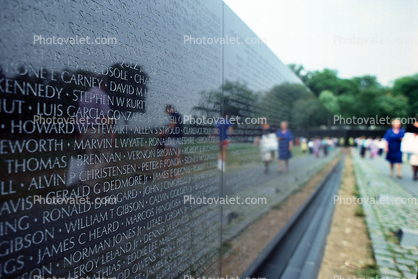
[289,64,418,128]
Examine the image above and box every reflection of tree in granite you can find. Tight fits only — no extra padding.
[260,82,329,127]
[292,95,330,129]
[192,80,328,130]
[193,81,257,120]
[262,83,316,126]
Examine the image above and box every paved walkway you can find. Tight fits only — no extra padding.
[352,149,418,278]
[354,148,418,196]
[221,150,340,241]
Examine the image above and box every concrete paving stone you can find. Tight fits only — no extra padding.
[402,272,417,279]
[378,267,401,277]
[393,252,409,260]
[371,236,387,242]
[397,263,412,272]
[369,181,386,187]
[375,255,396,269]
[375,254,395,261]
[366,224,381,230]
[373,248,392,256]
[376,261,396,269]
[391,246,410,254]
[372,241,389,248]
[394,257,416,266]
[373,243,389,250]
[370,234,385,241]
[404,254,418,261]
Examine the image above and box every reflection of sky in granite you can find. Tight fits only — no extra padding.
[0,0,224,127]
[223,4,302,94]
[0,1,301,128]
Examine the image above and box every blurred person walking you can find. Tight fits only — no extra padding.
[301,138,308,153]
[339,137,345,146]
[322,137,328,156]
[369,137,379,159]
[384,119,405,178]
[377,137,385,156]
[255,122,276,173]
[313,137,322,158]
[276,121,293,173]
[348,137,354,146]
[404,114,418,180]
[215,111,233,172]
[308,139,314,154]
[359,136,367,158]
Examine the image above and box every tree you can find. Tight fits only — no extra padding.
[376,94,409,120]
[287,64,308,83]
[291,97,329,128]
[261,82,312,126]
[319,90,340,115]
[393,74,418,117]
[351,75,381,90]
[304,69,341,97]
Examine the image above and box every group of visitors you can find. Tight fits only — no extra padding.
[356,136,386,158]
[254,121,293,173]
[255,123,339,173]
[302,137,337,157]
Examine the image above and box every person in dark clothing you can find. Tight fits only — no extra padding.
[384,119,405,178]
[276,121,293,173]
[359,136,366,158]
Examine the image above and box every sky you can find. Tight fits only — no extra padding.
[223,0,418,86]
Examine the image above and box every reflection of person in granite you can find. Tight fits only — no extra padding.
[73,76,114,187]
[276,121,293,173]
[254,122,275,173]
[215,111,233,172]
[313,137,322,157]
[159,104,183,179]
